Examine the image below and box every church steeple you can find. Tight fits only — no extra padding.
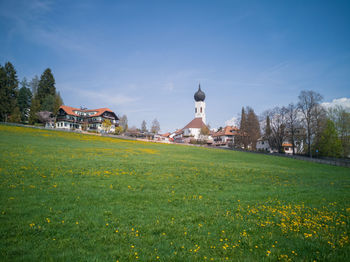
[194,84,206,124]
[194,83,206,102]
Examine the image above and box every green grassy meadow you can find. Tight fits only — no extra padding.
[0,125,349,261]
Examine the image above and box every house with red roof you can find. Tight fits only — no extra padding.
[212,126,240,147]
[55,105,119,133]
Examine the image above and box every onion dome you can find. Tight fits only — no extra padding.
[194,84,205,102]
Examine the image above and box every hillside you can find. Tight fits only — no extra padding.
[0,125,349,261]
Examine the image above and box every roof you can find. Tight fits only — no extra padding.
[60,105,80,116]
[174,129,183,135]
[183,118,207,129]
[194,84,205,102]
[161,132,171,137]
[213,126,239,137]
[59,105,117,118]
[282,142,293,147]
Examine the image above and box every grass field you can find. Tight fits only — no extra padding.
[0,125,349,261]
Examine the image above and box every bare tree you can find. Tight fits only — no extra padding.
[200,125,210,136]
[119,114,128,132]
[151,118,160,134]
[285,103,300,155]
[141,120,147,133]
[265,107,288,153]
[311,104,327,153]
[37,111,54,124]
[297,90,323,157]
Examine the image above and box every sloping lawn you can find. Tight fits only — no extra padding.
[0,125,349,261]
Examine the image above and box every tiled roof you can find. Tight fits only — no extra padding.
[60,105,80,116]
[175,129,183,135]
[183,118,207,129]
[213,126,239,137]
[282,142,293,147]
[59,106,116,118]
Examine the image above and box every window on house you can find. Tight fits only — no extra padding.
[200,107,202,113]
[195,108,197,113]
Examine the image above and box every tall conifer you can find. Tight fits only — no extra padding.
[0,62,19,121]
[37,68,56,108]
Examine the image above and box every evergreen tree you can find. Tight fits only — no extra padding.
[318,119,342,158]
[53,92,63,114]
[41,94,55,112]
[0,62,19,121]
[9,107,21,123]
[265,115,271,138]
[0,65,6,121]
[246,107,260,150]
[18,78,32,122]
[29,96,41,125]
[237,107,248,149]
[328,106,350,157]
[37,68,56,108]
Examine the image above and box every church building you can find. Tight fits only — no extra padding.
[175,85,209,141]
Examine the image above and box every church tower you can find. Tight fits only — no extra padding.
[194,84,206,124]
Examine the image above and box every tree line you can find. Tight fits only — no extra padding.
[235,90,349,158]
[116,115,161,135]
[0,62,63,124]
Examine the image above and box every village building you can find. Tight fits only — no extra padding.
[282,142,293,154]
[173,85,210,142]
[212,126,240,147]
[256,127,305,154]
[55,105,119,133]
[158,132,173,143]
[256,138,272,152]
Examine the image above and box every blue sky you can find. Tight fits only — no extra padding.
[1,0,349,132]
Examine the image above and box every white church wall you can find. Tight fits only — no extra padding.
[195,101,206,124]
[189,128,201,139]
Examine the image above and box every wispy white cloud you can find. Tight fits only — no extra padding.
[164,82,174,91]
[76,89,138,107]
[225,116,239,127]
[322,97,350,109]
